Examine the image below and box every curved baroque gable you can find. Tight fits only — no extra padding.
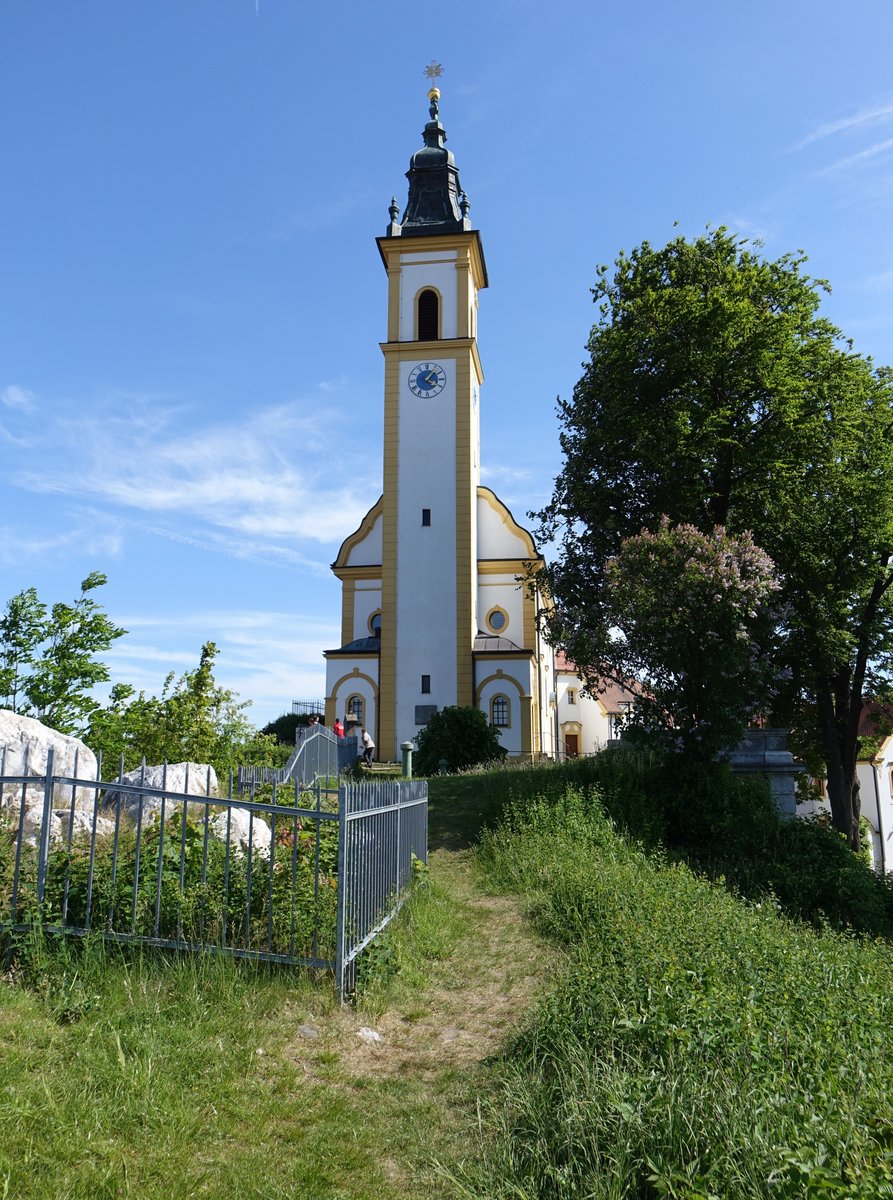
[333,496,384,569]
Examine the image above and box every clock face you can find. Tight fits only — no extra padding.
[408,361,446,398]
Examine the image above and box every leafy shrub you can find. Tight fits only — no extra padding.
[414,705,507,775]
[0,809,338,964]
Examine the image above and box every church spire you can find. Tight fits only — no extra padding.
[387,67,472,238]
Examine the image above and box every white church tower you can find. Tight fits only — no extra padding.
[325,83,554,762]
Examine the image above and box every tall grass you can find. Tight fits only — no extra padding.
[461,786,893,1199]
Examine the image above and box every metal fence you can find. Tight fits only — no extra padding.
[0,747,427,999]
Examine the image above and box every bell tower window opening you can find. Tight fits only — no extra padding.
[346,694,365,726]
[417,289,440,341]
[491,695,510,728]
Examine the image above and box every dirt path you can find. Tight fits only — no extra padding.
[279,845,557,1197]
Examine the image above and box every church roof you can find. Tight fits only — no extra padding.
[474,633,526,653]
[387,87,472,239]
[325,636,381,656]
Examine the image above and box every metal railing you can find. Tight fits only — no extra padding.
[238,725,358,791]
[336,779,428,999]
[0,747,427,999]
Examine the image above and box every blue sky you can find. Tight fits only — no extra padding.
[2,1,892,728]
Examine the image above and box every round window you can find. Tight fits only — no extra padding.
[369,611,382,636]
[487,607,507,633]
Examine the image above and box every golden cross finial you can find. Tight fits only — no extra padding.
[424,60,444,84]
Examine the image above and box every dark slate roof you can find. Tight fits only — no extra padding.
[390,90,472,238]
[474,633,526,653]
[326,636,381,655]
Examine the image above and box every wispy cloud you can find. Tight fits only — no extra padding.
[1,385,35,411]
[0,521,123,567]
[817,137,893,178]
[7,389,380,561]
[795,102,893,150]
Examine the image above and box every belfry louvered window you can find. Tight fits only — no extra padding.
[418,289,439,341]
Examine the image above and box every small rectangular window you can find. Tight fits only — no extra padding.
[421,674,431,694]
[567,688,576,705]
[421,508,431,526]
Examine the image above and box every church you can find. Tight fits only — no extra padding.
[323,85,629,762]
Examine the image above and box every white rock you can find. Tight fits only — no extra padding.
[103,762,219,822]
[356,1027,383,1044]
[208,807,272,858]
[21,805,116,847]
[0,710,98,812]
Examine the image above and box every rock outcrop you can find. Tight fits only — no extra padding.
[102,762,219,822]
[208,807,272,858]
[0,709,98,811]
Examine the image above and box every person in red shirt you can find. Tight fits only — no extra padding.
[333,717,345,739]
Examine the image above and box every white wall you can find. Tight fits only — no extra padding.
[394,353,459,746]
[477,491,532,559]
[344,511,382,567]
[353,581,381,640]
[477,573,525,641]
[398,251,458,340]
[477,662,530,757]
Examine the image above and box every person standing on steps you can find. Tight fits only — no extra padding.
[361,728,374,767]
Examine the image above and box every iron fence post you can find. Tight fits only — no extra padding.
[335,781,349,1003]
[35,746,54,905]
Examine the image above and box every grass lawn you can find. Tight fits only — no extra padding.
[0,840,553,1199]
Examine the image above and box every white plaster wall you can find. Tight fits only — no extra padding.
[477,575,525,640]
[477,492,532,559]
[395,354,458,747]
[797,746,893,874]
[556,674,612,754]
[345,511,382,567]
[478,668,528,757]
[353,582,382,640]
[398,253,458,340]
[328,665,378,737]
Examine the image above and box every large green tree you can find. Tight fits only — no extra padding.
[0,573,126,734]
[537,228,893,849]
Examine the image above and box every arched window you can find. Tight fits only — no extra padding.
[417,289,439,341]
[346,694,364,725]
[490,695,510,728]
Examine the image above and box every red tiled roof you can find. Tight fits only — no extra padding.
[859,701,893,739]
[553,650,640,712]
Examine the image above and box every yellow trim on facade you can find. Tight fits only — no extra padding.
[477,559,534,576]
[341,578,356,645]
[379,347,400,759]
[376,231,488,292]
[456,244,471,338]
[520,697,533,757]
[412,283,444,341]
[333,565,382,582]
[332,495,384,569]
[380,338,484,386]
[387,263,400,341]
[325,696,336,727]
[328,669,379,707]
[523,580,538,652]
[474,670,526,703]
[455,346,476,708]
